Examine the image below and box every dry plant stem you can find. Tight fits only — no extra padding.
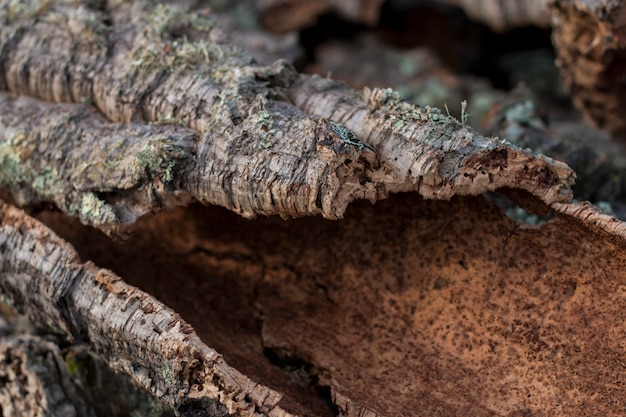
[550,0,626,137]
[0,199,295,417]
[0,1,574,236]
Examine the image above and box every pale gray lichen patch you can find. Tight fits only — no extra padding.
[0,130,27,186]
[2,0,52,23]
[135,137,189,184]
[73,192,117,226]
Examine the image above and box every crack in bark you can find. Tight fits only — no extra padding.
[0,1,575,237]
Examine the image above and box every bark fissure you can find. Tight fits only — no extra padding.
[0,0,575,237]
[0,200,298,417]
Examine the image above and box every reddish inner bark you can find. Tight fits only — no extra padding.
[35,194,626,417]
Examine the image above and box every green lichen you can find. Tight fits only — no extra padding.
[31,167,61,194]
[251,110,277,149]
[161,365,175,386]
[0,130,27,185]
[397,54,426,78]
[190,10,215,32]
[400,78,456,112]
[130,4,224,76]
[65,351,87,382]
[3,0,51,23]
[230,3,258,30]
[64,7,111,47]
[79,192,107,219]
[136,140,179,183]
[146,3,184,39]
[504,100,536,125]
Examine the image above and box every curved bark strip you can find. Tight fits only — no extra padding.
[550,0,626,137]
[0,1,575,235]
[292,81,574,205]
[0,93,197,235]
[28,193,626,417]
[0,200,294,417]
[553,200,626,238]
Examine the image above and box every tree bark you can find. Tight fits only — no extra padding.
[426,0,550,31]
[0,199,296,417]
[257,0,385,33]
[5,189,626,416]
[4,1,626,417]
[550,0,626,137]
[0,0,574,237]
[0,335,93,417]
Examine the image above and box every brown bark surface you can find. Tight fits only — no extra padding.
[7,192,626,417]
[258,0,551,33]
[551,0,626,137]
[257,0,385,33]
[436,0,551,31]
[3,1,626,417]
[0,0,574,237]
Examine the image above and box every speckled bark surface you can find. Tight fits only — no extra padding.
[33,194,626,417]
[2,1,626,416]
[551,0,626,137]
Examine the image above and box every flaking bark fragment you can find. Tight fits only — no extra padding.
[0,199,294,417]
[0,0,575,236]
[550,0,626,137]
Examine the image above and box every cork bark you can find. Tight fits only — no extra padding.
[0,200,296,417]
[0,0,574,237]
[433,0,551,31]
[257,0,385,33]
[4,191,626,416]
[550,0,626,137]
[3,1,626,417]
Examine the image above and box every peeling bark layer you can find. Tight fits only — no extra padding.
[0,0,574,236]
[3,1,626,416]
[23,193,626,417]
[551,0,626,137]
[0,200,297,417]
[258,0,551,33]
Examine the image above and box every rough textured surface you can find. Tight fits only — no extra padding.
[0,200,297,417]
[3,1,626,416]
[434,0,551,31]
[551,0,626,137]
[28,193,626,417]
[0,0,575,236]
[258,0,385,33]
[258,0,551,33]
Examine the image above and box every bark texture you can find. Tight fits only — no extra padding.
[0,336,79,417]
[258,0,551,33]
[551,0,626,137]
[4,193,626,417]
[3,1,626,417]
[0,0,574,236]
[0,200,296,417]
